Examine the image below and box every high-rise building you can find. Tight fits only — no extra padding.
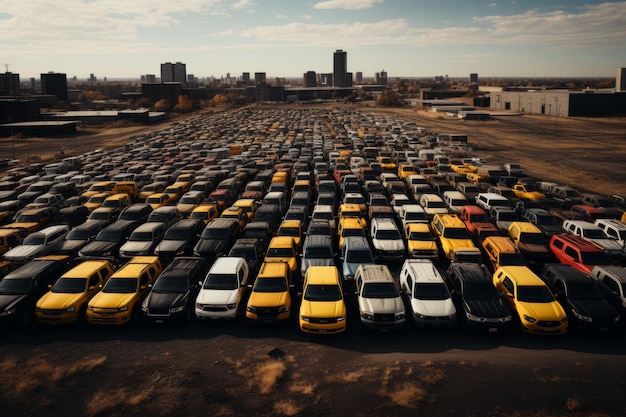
[0,72,20,96]
[355,72,363,84]
[242,72,250,84]
[41,72,68,101]
[470,73,478,85]
[375,70,387,86]
[255,72,266,85]
[333,49,347,87]
[146,74,156,83]
[161,62,186,83]
[304,71,317,87]
[617,68,626,92]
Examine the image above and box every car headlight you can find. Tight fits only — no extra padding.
[278,305,288,313]
[65,306,75,312]
[466,312,480,322]
[170,305,185,313]
[118,306,128,312]
[336,315,345,322]
[0,308,17,316]
[87,305,94,311]
[614,315,621,323]
[361,312,373,320]
[301,315,310,322]
[523,314,537,323]
[226,303,236,310]
[560,316,569,323]
[395,312,405,320]
[572,310,592,323]
[247,306,257,313]
[503,315,512,322]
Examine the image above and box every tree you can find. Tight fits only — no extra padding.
[173,95,193,113]
[376,90,403,107]
[137,98,152,109]
[78,90,105,102]
[125,98,135,109]
[154,99,173,112]
[212,94,229,106]
[53,100,69,110]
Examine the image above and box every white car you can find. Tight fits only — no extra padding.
[562,220,624,257]
[3,224,69,265]
[399,259,456,328]
[370,218,405,260]
[354,264,405,331]
[195,257,249,320]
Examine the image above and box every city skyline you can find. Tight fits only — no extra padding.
[2,0,626,80]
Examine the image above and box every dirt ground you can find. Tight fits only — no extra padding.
[1,104,626,417]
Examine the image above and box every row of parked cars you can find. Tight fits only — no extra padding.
[0,107,625,336]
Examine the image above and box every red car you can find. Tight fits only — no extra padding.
[548,233,612,275]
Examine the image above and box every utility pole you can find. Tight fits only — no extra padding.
[3,63,10,72]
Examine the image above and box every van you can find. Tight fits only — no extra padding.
[36,259,116,325]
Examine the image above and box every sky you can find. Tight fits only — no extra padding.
[2,0,626,80]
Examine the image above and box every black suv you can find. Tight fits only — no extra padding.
[118,203,153,223]
[155,219,205,263]
[78,220,140,259]
[193,218,240,262]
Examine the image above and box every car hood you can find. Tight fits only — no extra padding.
[248,290,290,308]
[518,243,551,256]
[359,296,404,315]
[463,297,510,319]
[196,288,240,305]
[0,294,27,312]
[589,238,623,252]
[301,258,335,273]
[4,245,42,259]
[372,239,405,251]
[516,300,566,321]
[155,240,187,254]
[119,241,155,254]
[37,292,87,310]
[144,291,188,310]
[567,298,619,321]
[194,239,227,255]
[57,240,88,253]
[411,298,456,317]
[89,292,138,309]
[300,299,346,318]
[80,241,119,256]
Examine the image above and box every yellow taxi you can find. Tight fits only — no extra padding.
[86,256,163,325]
[84,192,111,211]
[299,266,346,334]
[189,203,220,224]
[220,205,249,230]
[276,219,303,249]
[245,262,292,323]
[264,236,299,278]
[36,260,116,324]
[431,213,478,260]
[338,216,367,250]
[145,192,176,210]
[82,181,116,199]
[493,265,568,334]
[232,198,259,221]
[404,223,438,261]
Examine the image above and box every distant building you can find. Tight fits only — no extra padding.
[242,72,250,84]
[355,72,363,84]
[320,73,333,86]
[160,62,186,83]
[275,77,286,87]
[333,49,348,87]
[41,72,68,102]
[255,72,267,85]
[89,73,97,83]
[470,73,478,85]
[0,72,20,96]
[145,74,156,83]
[142,82,182,105]
[304,71,316,87]
[617,68,626,92]
[375,70,387,86]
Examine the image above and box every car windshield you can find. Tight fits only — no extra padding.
[66,229,91,240]
[267,247,295,257]
[277,227,299,237]
[17,213,41,222]
[375,229,401,240]
[536,214,559,225]
[499,253,527,266]
[102,278,138,293]
[229,247,255,259]
[304,284,342,301]
[253,277,288,292]
[343,228,365,238]
[313,212,334,221]
[566,281,603,300]
[582,229,607,239]
[346,250,373,263]
[96,230,122,242]
[517,285,554,303]
[164,229,193,241]
[442,228,470,239]
[519,232,545,245]
[580,251,612,265]
[130,232,154,242]
[0,278,31,295]
[414,283,450,300]
[200,228,224,239]
[498,212,518,221]
[406,212,427,221]
[23,234,46,245]
[88,195,107,204]
[52,278,87,293]
[305,246,333,259]
[152,277,188,293]
[362,282,399,298]
[463,281,498,300]
[203,273,238,290]
[409,231,433,240]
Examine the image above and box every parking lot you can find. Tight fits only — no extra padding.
[1,105,626,416]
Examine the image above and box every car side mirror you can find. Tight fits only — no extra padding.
[47,284,53,289]
[297,292,302,298]
[198,281,203,287]
[88,285,95,291]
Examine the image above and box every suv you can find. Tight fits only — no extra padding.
[118,222,167,262]
[507,221,553,268]
[340,236,375,281]
[370,217,405,261]
[561,220,623,259]
[445,262,512,332]
[354,264,405,331]
[79,219,140,259]
[300,234,336,277]
[549,233,612,275]
[399,259,456,328]
[3,224,70,265]
[589,266,626,310]
[476,192,510,213]
[0,255,73,327]
[594,218,626,248]
[523,208,562,237]
[493,265,568,334]
[87,256,163,325]
[195,256,249,320]
[193,218,240,262]
[154,219,205,263]
[431,213,479,261]
[246,261,292,323]
[481,236,527,273]
[299,266,346,334]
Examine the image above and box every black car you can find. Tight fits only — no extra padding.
[78,220,139,259]
[56,221,104,257]
[540,263,621,331]
[51,204,90,227]
[193,218,240,263]
[253,204,282,233]
[228,238,264,279]
[154,219,205,263]
[241,221,272,253]
[0,255,73,327]
[141,257,209,323]
[445,262,512,332]
[118,203,153,223]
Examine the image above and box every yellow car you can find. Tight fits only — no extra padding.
[233,198,259,221]
[36,260,116,325]
[265,236,299,278]
[493,265,568,334]
[86,256,163,325]
[431,213,478,260]
[220,205,249,230]
[377,156,396,172]
[2,207,53,234]
[245,262,292,323]
[145,192,176,210]
[404,223,438,261]
[397,163,417,180]
[338,203,367,228]
[276,220,303,249]
[338,217,367,250]
[189,203,220,224]
[84,192,111,211]
[512,184,545,201]
[82,181,116,199]
[299,266,346,334]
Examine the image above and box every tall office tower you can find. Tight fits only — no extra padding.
[333,49,347,87]
[161,62,186,83]
[470,73,478,85]
[0,72,20,96]
[255,72,266,85]
[375,70,387,86]
[355,72,363,84]
[146,74,156,83]
[41,72,68,101]
[242,72,251,84]
[304,71,317,87]
[617,68,626,92]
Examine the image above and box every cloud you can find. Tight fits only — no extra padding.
[275,14,287,19]
[299,15,313,19]
[313,0,383,10]
[489,2,497,6]
[231,0,254,10]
